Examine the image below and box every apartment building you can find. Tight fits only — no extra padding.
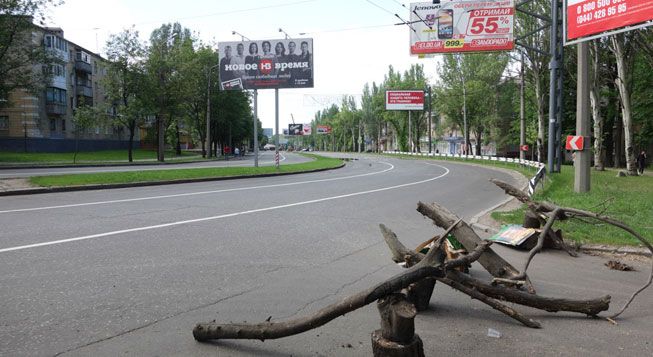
[0,22,137,152]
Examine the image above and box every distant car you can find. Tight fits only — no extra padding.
[263,144,276,151]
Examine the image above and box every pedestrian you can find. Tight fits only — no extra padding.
[234,147,240,157]
[637,150,647,175]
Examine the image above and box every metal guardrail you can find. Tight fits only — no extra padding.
[384,151,546,196]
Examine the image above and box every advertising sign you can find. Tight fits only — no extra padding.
[218,38,314,90]
[410,0,515,55]
[316,125,332,134]
[302,124,312,135]
[565,0,653,43]
[288,123,304,135]
[386,90,425,111]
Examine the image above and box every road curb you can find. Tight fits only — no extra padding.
[0,162,345,197]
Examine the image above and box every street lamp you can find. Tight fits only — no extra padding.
[231,31,250,42]
[206,63,219,158]
[278,28,291,39]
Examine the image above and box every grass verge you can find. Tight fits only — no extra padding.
[491,166,653,246]
[0,149,199,164]
[29,154,342,187]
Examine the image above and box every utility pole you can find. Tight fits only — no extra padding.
[462,73,468,155]
[547,0,562,173]
[520,51,526,162]
[408,110,412,152]
[575,42,591,192]
[427,86,432,154]
[253,89,259,167]
[275,88,280,168]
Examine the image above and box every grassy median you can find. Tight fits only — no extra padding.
[0,149,199,164]
[29,154,343,187]
[492,166,653,246]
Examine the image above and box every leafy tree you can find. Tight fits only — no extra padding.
[0,0,60,108]
[71,104,103,163]
[103,28,148,162]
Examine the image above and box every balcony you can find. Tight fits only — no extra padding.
[46,103,66,115]
[75,60,92,73]
[76,85,93,98]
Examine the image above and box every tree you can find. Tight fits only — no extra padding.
[71,104,103,163]
[104,28,147,162]
[609,32,638,175]
[0,0,60,108]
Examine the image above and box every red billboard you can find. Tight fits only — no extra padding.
[386,90,425,111]
[566,0,653,42]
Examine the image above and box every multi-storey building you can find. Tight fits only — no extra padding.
[0,23,138,152]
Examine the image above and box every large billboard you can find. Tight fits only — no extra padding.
[218,38,314,90]
[409,0,515,55]
[386,90,425,110]
[565,0,653,44]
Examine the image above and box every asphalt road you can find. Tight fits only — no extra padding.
[0,150,305,178]
[0,154,650,356]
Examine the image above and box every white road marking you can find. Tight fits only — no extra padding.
[0,164,449,254]
[0,161,393,214]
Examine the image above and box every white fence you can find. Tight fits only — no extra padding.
[383,151,546,196]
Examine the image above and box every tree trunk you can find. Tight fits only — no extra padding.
[128,120,135,163]
[535,72,546,163]
[610,35,637,175]
[589,41,604,170]
[175,122,182,156]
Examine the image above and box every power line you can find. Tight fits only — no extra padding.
[363,0,397,17]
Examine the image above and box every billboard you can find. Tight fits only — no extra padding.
[386,90,425,110]
[316,125,332,134]
[565,0,653,44]
[288,123,304,135]
[409,0,515,55]
[218,38,314,90]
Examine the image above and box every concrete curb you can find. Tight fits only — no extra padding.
[0,162,346,197]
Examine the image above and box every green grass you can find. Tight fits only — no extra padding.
[29,154,342,187]
[491,166,653,246]
[0,149,199,164]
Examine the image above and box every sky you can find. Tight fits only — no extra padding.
[45,0,441,131]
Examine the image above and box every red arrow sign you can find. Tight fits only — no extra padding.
[520,145,529,151]
[566,135,584,151]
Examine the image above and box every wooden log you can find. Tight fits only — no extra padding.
[448,270,611,316]
[406,278,436,311]
[416,201,524,280]
[371,331,424,357]
[377,293,417,344]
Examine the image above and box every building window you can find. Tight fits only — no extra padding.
[62,119,66,131]
[46,87,66,105]
[76,51,91,64]
[0,116,8,130]
[45,35,52,48]
[50,119,56,131]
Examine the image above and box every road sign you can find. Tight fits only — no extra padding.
[565,135,584,151]
[520,145,529,151]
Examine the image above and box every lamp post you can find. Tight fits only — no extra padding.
[206,63,219,158]
[231,31,250,42]
[278,28,292,39]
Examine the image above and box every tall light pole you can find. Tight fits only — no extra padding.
[206,63,219,158]
[231,31,250,42]
[278,28,292,39]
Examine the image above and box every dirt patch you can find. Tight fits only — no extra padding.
[0,178,33,191]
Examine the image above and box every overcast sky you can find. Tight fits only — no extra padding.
[46,0,440,131]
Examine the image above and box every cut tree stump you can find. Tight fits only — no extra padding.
[372,293,425,357]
